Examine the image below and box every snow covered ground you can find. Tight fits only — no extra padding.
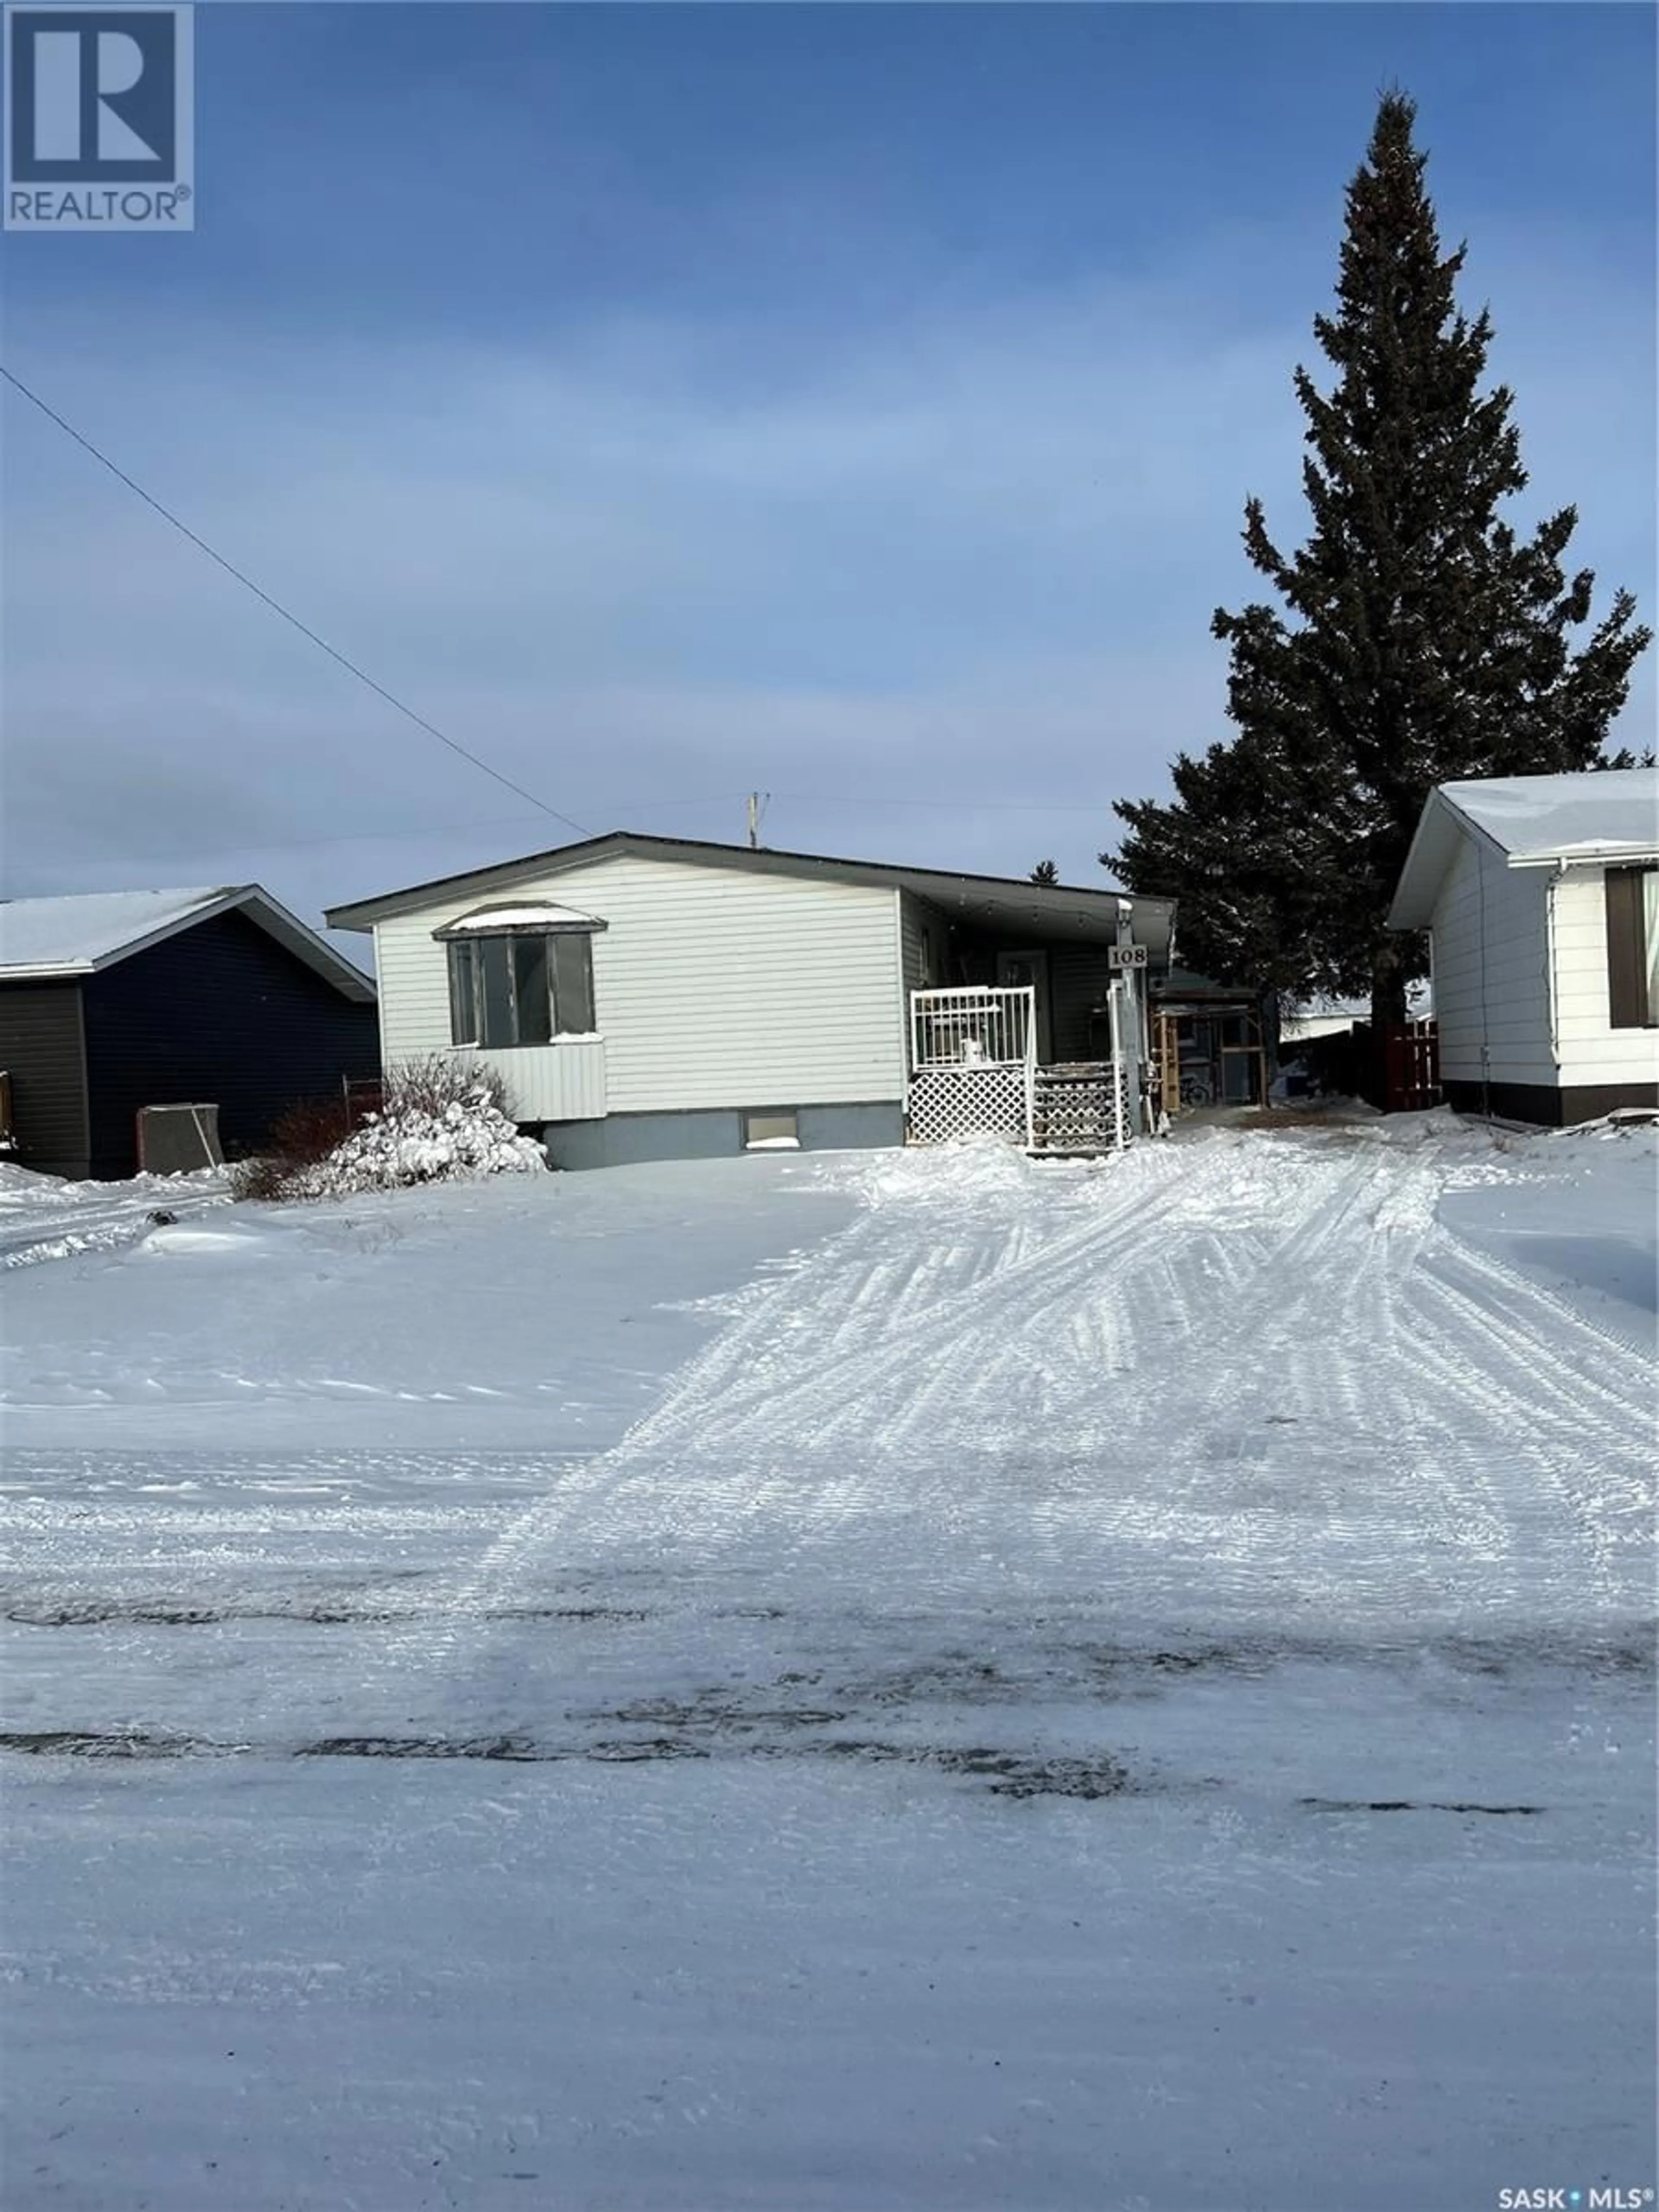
[1,1114,1654,2212]
[0,1160,228,1270]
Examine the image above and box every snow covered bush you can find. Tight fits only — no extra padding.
[232,1058,546,1202]
[230,1096,355,1201]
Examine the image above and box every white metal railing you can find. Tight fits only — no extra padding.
[910,985,1036,1073]
[908,987,1038,1148]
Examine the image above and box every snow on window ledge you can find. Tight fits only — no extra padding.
[448,1034,604,1050]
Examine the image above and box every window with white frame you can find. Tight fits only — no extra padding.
[435,905,604,1048]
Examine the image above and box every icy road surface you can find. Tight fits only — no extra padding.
[1,1116,1654,2212]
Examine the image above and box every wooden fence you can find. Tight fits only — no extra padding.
[1381,1019,1440,1113]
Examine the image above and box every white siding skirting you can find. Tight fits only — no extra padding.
[458,1041,606,1124]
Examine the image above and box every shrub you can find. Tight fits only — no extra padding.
[234,1057,545,1202]
[381,1053,515,1122]
[229,1095,354,1201]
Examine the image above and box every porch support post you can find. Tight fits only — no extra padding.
[1023,996,1036,1150]
[1107,983,1127,1152]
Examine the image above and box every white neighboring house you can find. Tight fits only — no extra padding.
[325,833,1175,1167]
[1386,768,1659,1124]
[1279,987,1431,1048]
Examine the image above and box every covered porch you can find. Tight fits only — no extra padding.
[896,880,1174,1156]
[908,985,1135,1153]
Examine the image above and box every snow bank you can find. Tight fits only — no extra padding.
[836,1128,1106,1211]
[0,1161,229,1266]
[277,1088,547,1200]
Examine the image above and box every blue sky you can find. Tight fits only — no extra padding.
[4,2,1653,932]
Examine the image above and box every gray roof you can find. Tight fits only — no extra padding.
[0,884,375,999]
[326,831,1176,957]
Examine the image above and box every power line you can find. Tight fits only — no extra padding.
[0,362,592,840]
[20,794,762,866]
[0,364,1135,839]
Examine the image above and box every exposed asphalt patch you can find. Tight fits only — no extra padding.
[598,1696,849,1729]
[298,1734,548,1762]
[819,1739,1135,1799]
[1431,1627,1655,1684]
[1077,1643,1277,1691]
[0,1726,1134,1796]
[587,1738,711,1763]
[1300,1797,1545,1817]
[0,1729,227,1758]
[5,1601,651,1628]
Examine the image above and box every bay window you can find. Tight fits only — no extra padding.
[435,904,604,1047]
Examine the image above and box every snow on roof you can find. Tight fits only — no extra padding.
[435,901,608,936]
[1389,769,1659,931]
[0,885,377,998]
[0,887,228,976]
[1440,769,1659,863]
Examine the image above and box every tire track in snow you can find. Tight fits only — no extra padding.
[666,1154,1301,1463]
[365,1153,1194,1683]
[386,1127,1656,1733]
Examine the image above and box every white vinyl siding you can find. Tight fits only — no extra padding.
[899,893,947,996]
[898,894,951,1072]
[1549,865,1659,1086]
[462,1041,607,1122]
[371,854,906,1115]
[1427,834,1555,1086]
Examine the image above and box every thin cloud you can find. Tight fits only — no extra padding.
[4,227,1652,930]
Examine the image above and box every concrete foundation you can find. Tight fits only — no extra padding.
[541,1101,906,1170]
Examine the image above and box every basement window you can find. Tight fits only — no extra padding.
[744,1110,800,1151]
[436,903,604,1048]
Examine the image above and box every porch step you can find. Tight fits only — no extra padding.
[1032,1062,1122,1154]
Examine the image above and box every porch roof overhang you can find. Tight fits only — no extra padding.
[890,871,1173,960]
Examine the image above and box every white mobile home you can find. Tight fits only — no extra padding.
[1387,769,1659,1124]
[326,834,1175,1166]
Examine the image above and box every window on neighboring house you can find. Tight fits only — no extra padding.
[438,906,602,1047]
[1605,867,1659,1028]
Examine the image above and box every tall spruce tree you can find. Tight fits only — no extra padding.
[1107,91,1651,1026]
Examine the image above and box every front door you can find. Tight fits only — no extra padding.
[996,949,1052,1065]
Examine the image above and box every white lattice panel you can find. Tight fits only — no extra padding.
[907,1065,1029,1147]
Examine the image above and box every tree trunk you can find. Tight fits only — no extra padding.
[1370,946,1409,1033]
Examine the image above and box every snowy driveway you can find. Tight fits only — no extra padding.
[2,1120,1654,2211]
[0,1162,228,1269]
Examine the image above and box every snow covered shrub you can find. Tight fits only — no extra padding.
[235,1057,546,1201]
[379,1054,514,1123]
[229,1096,355,1201]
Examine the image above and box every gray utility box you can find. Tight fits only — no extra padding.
[136,1103,223,1174]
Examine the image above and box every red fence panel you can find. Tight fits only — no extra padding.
[1383,1020,1440,1113]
